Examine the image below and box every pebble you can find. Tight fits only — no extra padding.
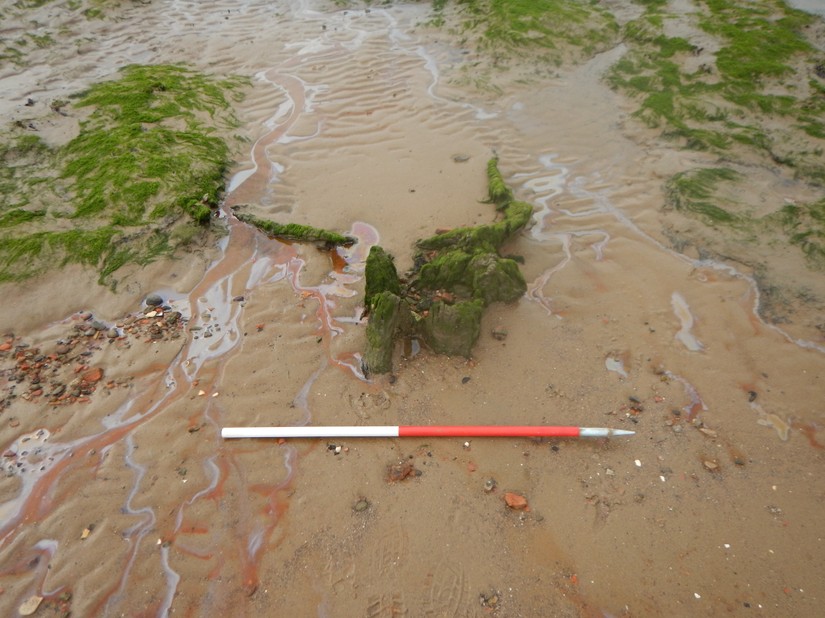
[55,343,71,355]
[387,461,417,482]
[19,595,43,616]
[145,294,164,307]
[484,478,497,492]
[107,328,119,339]
[504,492,528,510]
[353,499,370,512]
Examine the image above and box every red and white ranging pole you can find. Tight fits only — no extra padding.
[220,425,635,439]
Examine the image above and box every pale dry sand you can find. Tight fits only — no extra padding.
[1,1,824,617]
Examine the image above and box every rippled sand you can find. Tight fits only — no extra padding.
[1,1,824,616]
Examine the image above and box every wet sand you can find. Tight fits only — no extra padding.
[1,1,824,616]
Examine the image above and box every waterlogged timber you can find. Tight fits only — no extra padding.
[233,209,356,247]
[1,1,824,617]
[363,158,530,372]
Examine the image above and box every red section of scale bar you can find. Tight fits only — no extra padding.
[397,425,581,438]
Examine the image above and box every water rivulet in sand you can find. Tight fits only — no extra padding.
[1,1,823,616]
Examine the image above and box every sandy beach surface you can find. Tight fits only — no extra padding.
[1,1,824,616]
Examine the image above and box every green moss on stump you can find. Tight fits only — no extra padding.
[420,300,484,358]
[365,245,402,307]
[362,157,531,373]
[487,156,513,207]
[235,211,355,247]
[364,291,406,375]
[470,253,525,304]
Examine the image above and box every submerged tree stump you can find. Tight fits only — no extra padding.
[363,157,532,374]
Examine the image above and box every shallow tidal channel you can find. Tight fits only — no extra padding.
[1,1,824,616]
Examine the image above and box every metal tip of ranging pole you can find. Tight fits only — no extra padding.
[221,425,636,440]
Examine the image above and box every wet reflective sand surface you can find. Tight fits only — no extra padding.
[1,1,823,616]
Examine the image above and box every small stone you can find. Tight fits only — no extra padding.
[484,478,497,492]
[672,424,683,434]
[504,492,528,510]
[145,294,164,307]
[491,327,508,341]
[698,427,718,438]
[387,461,416,482]
[92,320,107,331]
[55,343,71,355]
[19,596,43,616]
[703,459,719,471]
[107,328,119,339]
[233,295,245,302]
[82,367,104,383]
[354,499,370,512]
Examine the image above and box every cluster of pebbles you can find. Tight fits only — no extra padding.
[0,294,187,412]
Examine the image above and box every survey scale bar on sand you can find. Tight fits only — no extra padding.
[221,426,635,439]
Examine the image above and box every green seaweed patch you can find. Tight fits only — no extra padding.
[235,211,355,247]
[362,157,532,373]
[0,208,45,228]
[0,64,246,284]
[0,227,118,282]
[776,199,825,268]
[607,0,825,183]
[63,64,244,225]
[1,133,57,222]
[439,0,619,65]
[665,167,742,224]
